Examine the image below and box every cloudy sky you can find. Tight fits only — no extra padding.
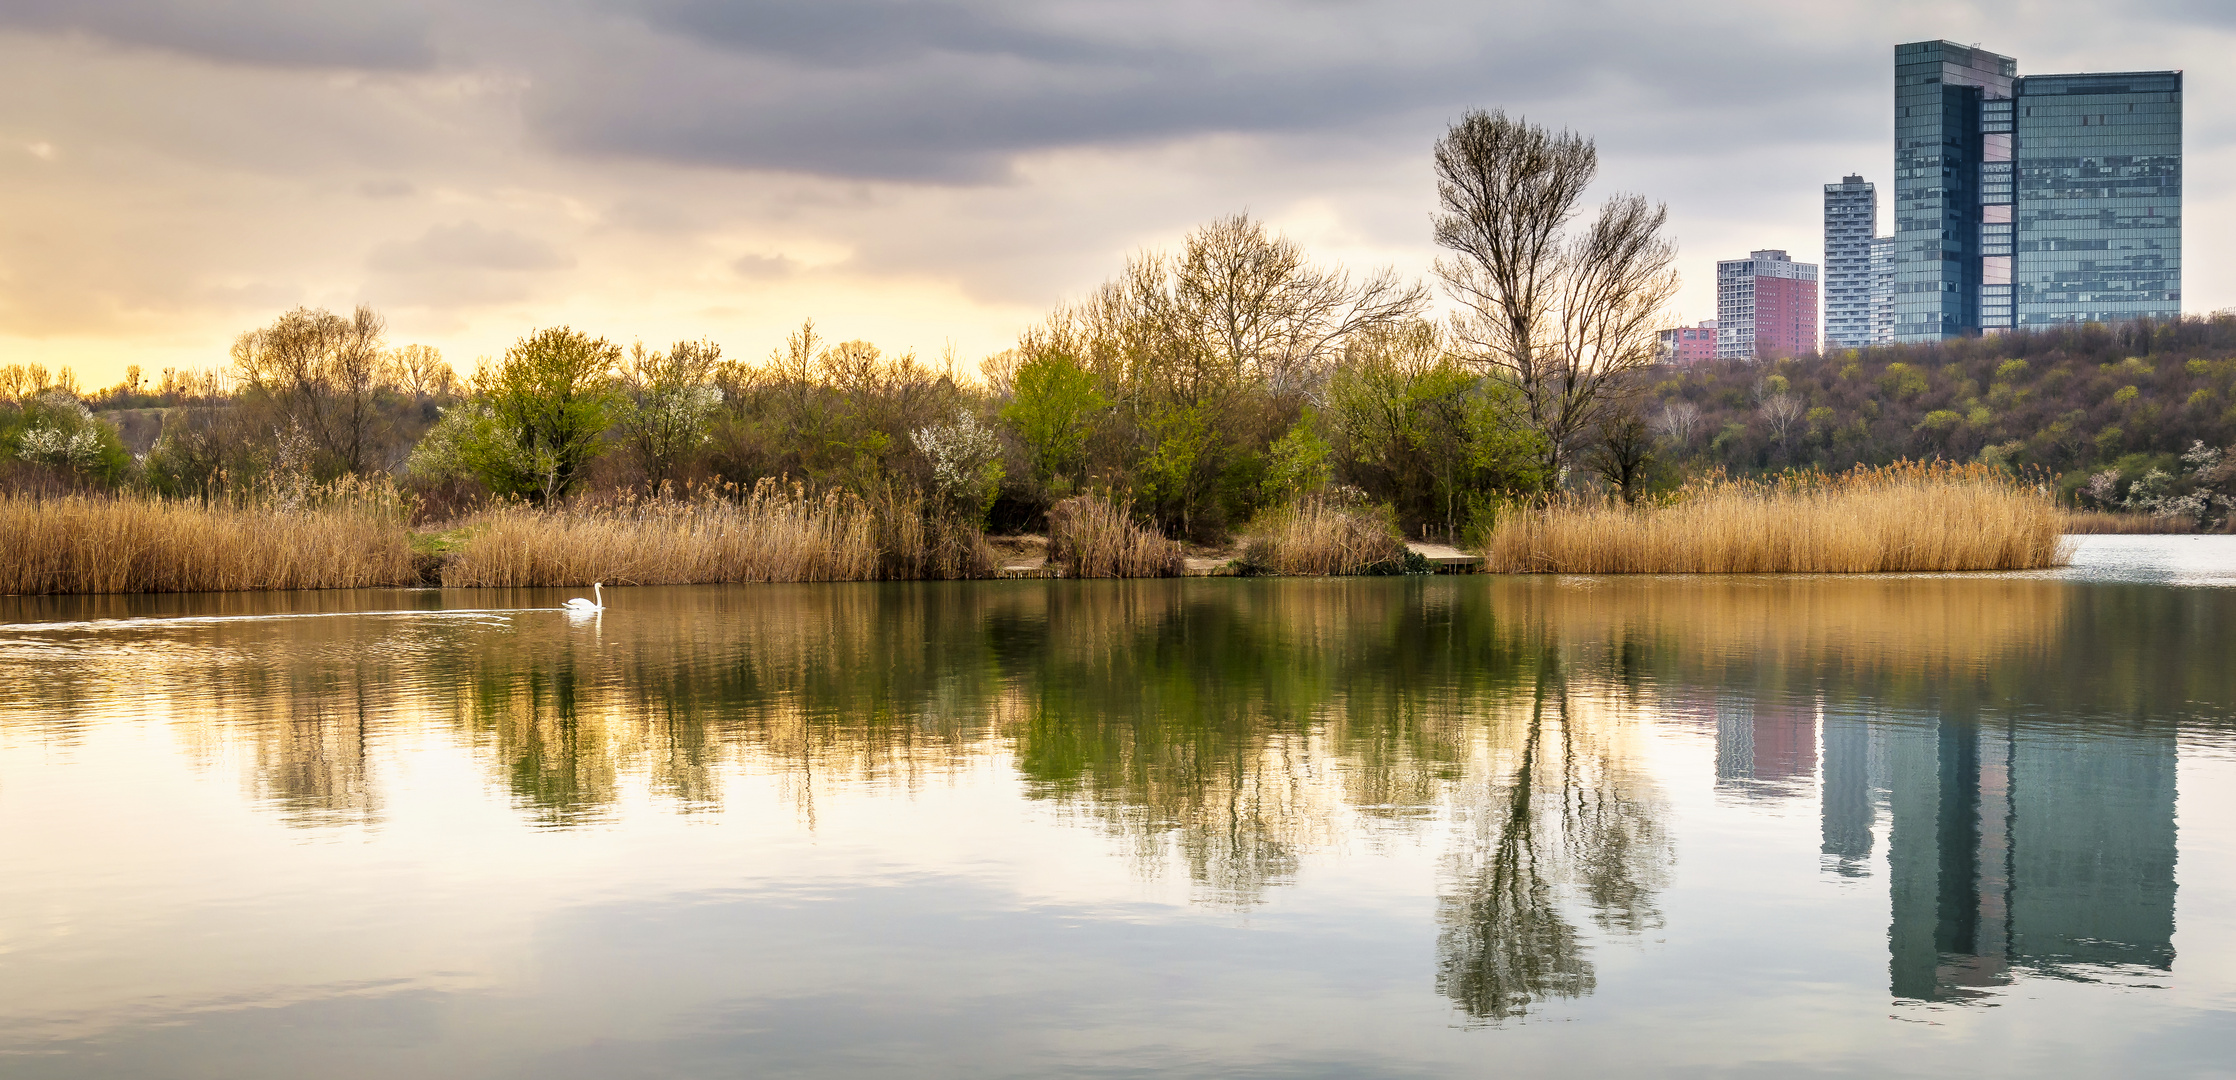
[2,0,2230,386]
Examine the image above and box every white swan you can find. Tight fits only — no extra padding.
[565,582,604,612]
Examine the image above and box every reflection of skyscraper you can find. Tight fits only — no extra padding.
[1819,707,1881,877]
[1715,695,1818,798]
[1881,717,2175,1001]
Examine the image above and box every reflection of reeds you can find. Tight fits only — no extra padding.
[0,480,415,594]
[2062,510,2197,535]
[1482,463,2070,573]
[1486,574,2066,673]
[1046,495,1184,578]
[1239,498,1408,576]
[443,480,881,586]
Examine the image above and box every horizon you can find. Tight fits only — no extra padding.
[2,1,2227,386]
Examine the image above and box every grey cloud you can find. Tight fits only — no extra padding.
[627,0,1116,68]
[524,2,1598,181]
[516,0,1928,182]
[368,223,572,274]
[0,0,436,68]
[363,222,573,307]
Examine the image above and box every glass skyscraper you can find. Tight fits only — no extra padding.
[2014,72,2183,328]
[1892,41,2181,341]
[1892,42,2012,343]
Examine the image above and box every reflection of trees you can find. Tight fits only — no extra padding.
[1007,582,1520,905]
[1435,647,1669,1023]
[0,573,2222,1021]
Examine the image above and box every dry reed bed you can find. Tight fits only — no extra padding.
[0,489,416,594]
[1481,463,2070,574]
[443,483,883,587]
[1239,498,1408,576]
[1046,495,1184,578]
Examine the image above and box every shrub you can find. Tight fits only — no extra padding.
[1237,497,1410,576]
[1046,495,1184,578]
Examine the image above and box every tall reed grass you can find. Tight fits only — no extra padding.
[1238,497,1410,576]
[1046,495,1184,578]
[443,480,885,587]
[1480,462,2070,573]
[0,477,416,594]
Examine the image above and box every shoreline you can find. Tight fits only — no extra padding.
[15,534,2231,600]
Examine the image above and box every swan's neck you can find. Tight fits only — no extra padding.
[593,583,603,606]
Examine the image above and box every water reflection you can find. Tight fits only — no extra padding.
[0,572,2228,1052]
[1435,649,1668,1022]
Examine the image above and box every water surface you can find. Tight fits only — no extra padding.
[3,536,2234,1077]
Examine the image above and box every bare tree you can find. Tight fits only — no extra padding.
[389,344,458,400]
[1586,412,1655,504]
[1649,400,1701,447]
[232,306,392,474]
[1759,393,1804,452]
[1171,213,1427,401]
[1433,110,1680,481]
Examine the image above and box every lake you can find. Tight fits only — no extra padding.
[3,536,2234,1077]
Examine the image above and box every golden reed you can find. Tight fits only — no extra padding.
[0,480,416,594]
[442,480,882,587]
[1240,498,1407,576]
[1480,462,2071,574]
[1046,495,1185,578]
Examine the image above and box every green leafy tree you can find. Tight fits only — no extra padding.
[9,390,130,486]
[1327,321,1545,538]
[411,327,620,504]
[1261,413,1333,502]
[616,339,725,488]
[1001,351,1105,492]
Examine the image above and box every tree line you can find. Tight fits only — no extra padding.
[6,106,2226,535]
[1,110,1681,540]
[1644,317,2236,526]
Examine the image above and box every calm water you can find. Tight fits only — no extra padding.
[4,537,2235,1078]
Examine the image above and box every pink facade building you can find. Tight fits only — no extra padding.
[1717,250,1820,360]
[1657,320,1720,364]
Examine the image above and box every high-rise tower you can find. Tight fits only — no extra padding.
[2014,72,2183,327]
[1892,41,2013,343]
[1824,175,1879,348]
[1717,250,1819,360]
[1893,41,2181,340]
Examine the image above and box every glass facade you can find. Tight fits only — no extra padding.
[1870,236,1895,344]
[1892,42,2181,340]
[2012,72,2182,328]
[1823,175,1878,348]
[1892,41,2013,344]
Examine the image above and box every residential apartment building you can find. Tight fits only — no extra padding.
[1892,40,2180,341]
[1717,250,1819,360]
[1824,175,1879,348]
[1870,236,1896,344]
[1657,320,1720,364]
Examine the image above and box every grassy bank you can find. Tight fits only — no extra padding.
[1480,463,2069,574]
[0,483,417,594]
[0,465,2088,595]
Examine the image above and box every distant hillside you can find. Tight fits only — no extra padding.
[1646,317,2236,497]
